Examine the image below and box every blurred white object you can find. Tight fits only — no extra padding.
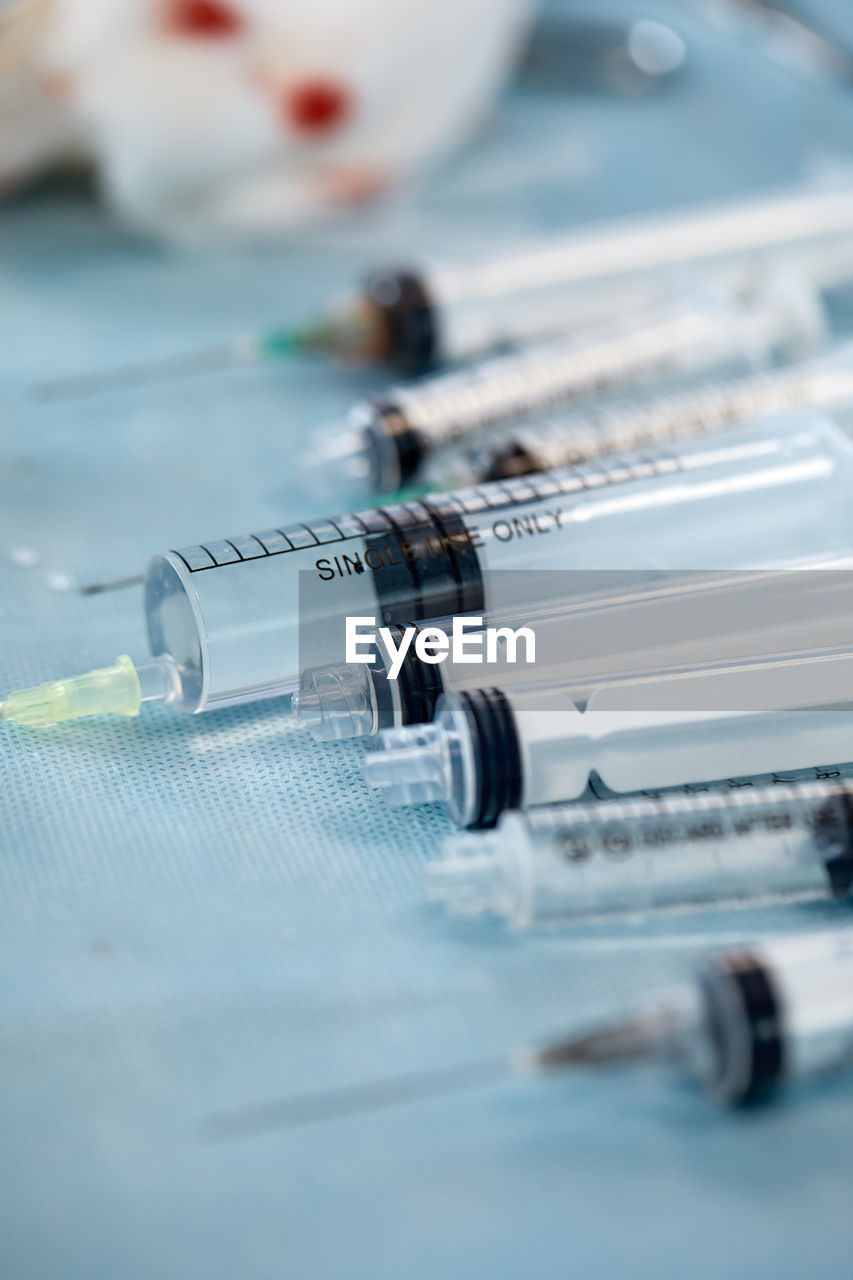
[0,1,81,187]
[0,0,532,239]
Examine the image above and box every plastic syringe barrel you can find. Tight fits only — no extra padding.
[692,928,853,1103]
[143,414,853,716]
[406,184,853,368]
[349,273,825,494]
[296,564,853,741]
[478,338,853,483]
[365,645,853,826]
[736,928,853,1091]
[428,778,853,926]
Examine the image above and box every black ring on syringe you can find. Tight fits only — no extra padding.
[368,502,485,626]
[481,440,543,482]
[364,269,437,376]
[701,951,785,1106]
[458,688,523,829]
[374,625,445,730]
[365,403,426,490]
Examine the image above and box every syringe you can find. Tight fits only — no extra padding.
[428,777,853,926]
[309,273,825,500]
[526,925,853,1107]
[364,645,853,827]
[5,414,853,727]
[295,566,853,741]
[474,337,853,484]
[33,182,853,399]
[207,927,853,1133]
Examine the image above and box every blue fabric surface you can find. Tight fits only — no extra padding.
[2,4,853,1277]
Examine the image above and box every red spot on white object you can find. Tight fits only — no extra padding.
[40,70,76,101]
[163,0,244,39]
[323,167,390,205]
[285,80,352,136]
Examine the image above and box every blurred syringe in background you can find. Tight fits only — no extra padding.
[32,182,853,400]
[206,925,853,1139]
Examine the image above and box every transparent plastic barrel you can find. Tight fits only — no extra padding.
[144,413,853,714]
[425,184,853,360]
[511,650,853,807]
[755,929,853,1081]
[392,276,822,454]
[296,565,853,741]
[429,785,849,926]
[472,339,853,485]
